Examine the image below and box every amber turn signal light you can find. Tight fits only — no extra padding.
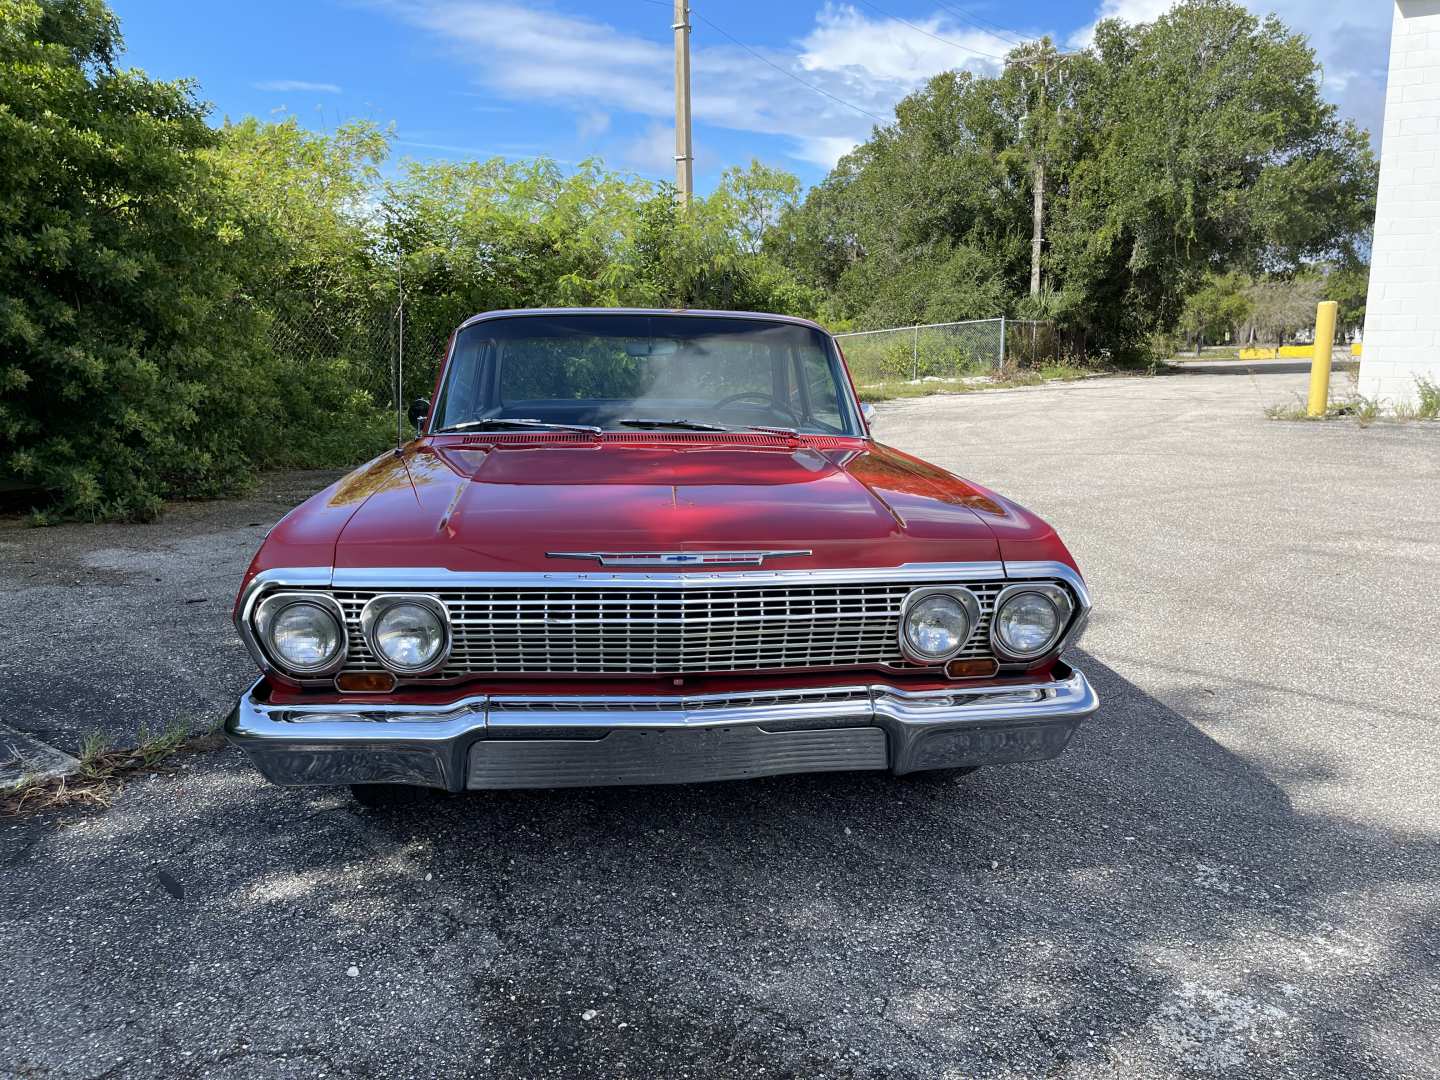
[945,658,998,680]
[335,672,397,693]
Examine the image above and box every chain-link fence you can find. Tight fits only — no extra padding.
[1004,319,1063,369]
[834,318,1062,391]
[265,296,453,420]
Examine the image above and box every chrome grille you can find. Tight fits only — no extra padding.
[330,579,1020,679]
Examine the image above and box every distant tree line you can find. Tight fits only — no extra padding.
[0,0,1378,520]
[768,0,1376,359]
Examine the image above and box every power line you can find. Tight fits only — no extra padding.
[928,0,1031,49]
[849,0,1013,62]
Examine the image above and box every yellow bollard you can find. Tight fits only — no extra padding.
[1306,301,1339,417]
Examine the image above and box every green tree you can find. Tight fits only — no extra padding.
[1243,275,1325,348]
[1179,272,1253,352]
[772,67,1025,329]
[209,117,398,461]
[708,160,803,256]
[211,117,389,309]
[380,156,815,385]
[1325,263,1370,335]
[0,0,274,519]
[1054,1,1376,355]
[772,0,1378,359]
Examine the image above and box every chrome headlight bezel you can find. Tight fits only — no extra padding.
[990,583,1075,661]
[252,592,348,677]
[898,586,981,664]
[359,594,452,676]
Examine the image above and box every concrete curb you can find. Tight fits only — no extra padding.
[0,724,80,792]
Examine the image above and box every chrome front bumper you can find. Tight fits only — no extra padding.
[225,665,1098,791]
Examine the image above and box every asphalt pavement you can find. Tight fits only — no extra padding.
[2,369,1438,1079]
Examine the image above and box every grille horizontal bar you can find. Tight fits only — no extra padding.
[325,579,1032,679]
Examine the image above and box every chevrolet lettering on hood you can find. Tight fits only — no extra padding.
[226,308,1098,808]
[546,550,813,567]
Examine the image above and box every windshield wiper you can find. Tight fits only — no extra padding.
[617,417,804,437]
[435,417,603,435]
[616,417,731,432]
[734,424,801,437]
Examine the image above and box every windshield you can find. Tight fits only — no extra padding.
[432,314,861,437]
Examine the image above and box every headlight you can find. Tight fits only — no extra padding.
[900,588,979,662]
[256,596,345,675]
[361,595,450,674]
[992,585,1073,659]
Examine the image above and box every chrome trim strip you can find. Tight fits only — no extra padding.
[326,562,1009,590]
[241,561,1086,593]
[455,307,832,335]
[225,666,1099,789]
[489,686,875,730]
[545,550,814,567]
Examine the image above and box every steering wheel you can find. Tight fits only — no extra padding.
[712,392,801,424]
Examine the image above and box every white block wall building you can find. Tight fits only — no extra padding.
[1360,0,1440,407]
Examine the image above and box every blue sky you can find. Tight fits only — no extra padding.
[111,0,1393,192]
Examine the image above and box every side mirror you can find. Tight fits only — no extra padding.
[408,398,431,432]
[860,402,876,426]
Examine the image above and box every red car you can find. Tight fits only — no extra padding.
[227,309,1097,805]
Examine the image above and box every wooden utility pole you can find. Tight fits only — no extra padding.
[1010,44,1074,298]
[673,0,693,204]
[1030,156,1045,297]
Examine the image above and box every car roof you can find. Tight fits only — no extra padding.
[455,308,831,335]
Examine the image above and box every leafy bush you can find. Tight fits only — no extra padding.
[0,3,818,520]
[0,0,281,519]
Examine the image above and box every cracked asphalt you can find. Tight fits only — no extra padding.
[3,368,1438,1079]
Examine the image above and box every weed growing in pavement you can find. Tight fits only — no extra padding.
[1264,396,1317,421]
[1417,377,1440,420]
[1,717,226,818]
[1264,389,1433,425]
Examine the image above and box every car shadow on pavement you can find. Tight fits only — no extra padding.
[5,651,1436,1079]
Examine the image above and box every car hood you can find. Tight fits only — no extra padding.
[284,437,1060,574]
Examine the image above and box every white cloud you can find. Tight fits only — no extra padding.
[254,79,342,94]
[798,3,1010,87]
[793,134,867,169]
[617,123,678,175]
[371,1,1016,169]
[577,110,611,139]
[381,2,669,114]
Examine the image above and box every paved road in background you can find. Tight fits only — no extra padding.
[3,370,1438,1079]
